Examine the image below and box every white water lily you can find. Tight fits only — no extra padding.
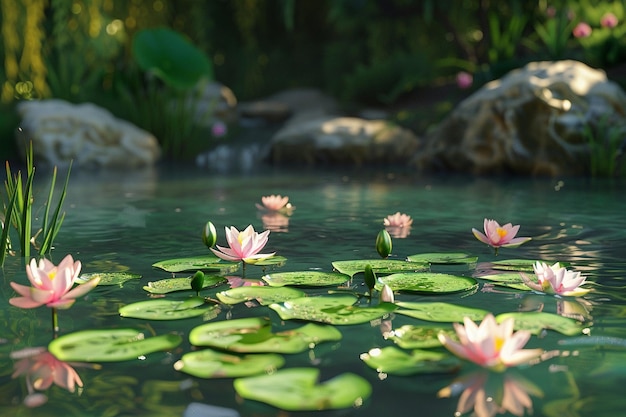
[521,261,589,297]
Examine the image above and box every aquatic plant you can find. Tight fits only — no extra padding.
[472,218,532,255]
[255,194,294,214]
[210,225,275,264]
[521,261,590,297]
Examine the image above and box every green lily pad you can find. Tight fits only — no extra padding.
[386,324,457,349]
[360,346,460,375]
[375,273,478,294]
[152,255,239,273]
[189,317,342,353]
[475,272,530,290]
[76,272,141,286]
[407,252,478,265]
[248,255,287,267]
[119,297,218,320]
[143,275,226,294]
[490,259,569,272]
[216,286,305,306]
[496,311,584,336]
[174,349,285,378]
[269,294,396,325]
[48,328,182,362]
[395,301,489,323]
[233,368,372,411]
[332,259,429,278]
[262,271,350,287]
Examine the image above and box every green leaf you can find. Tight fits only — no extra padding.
[216,286,305,305]
[174,349,285,378]
[189,317,342,353]
[247,255,287,267]
[496,311,584,336]
[48,329,182,362]
[269,294,397,325]
[375,272,478,294]
[261,270,350,287]
[332,259,429,278]
[475,272,530,290]
[489,259,569,272]
[407,252,478,265]
[77,272,142,287]
[119,297,218,320]
[386,324,457,349]
[152,255,238,273]
[143,275,226,294]
[395,301,489,322]
[360,346,460,375]
[233,368,372,411]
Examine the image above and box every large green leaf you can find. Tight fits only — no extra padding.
[143,275,226,294]
[496,311,584,336]
[132,27,212,89]
[174,349,285,378]
[233,368,372,411]
[395,301,489,322]
[269,294,396,325]
[262,270,350,287]
[386,324,457,349]
[407,252,478,265]
[76,272,141,287]
[475,272,530,290]
[152,255,238,273]
[360,346,460,375]
[189,317,341,353]
[48,329,182,362]
[216,286,305,305]
[375,273,478,294]
[119,297,218,320]
[331,259,428,278]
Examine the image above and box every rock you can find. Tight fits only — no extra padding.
[16,99,161,168]
[412,60,626,175]
[268,116,421,166]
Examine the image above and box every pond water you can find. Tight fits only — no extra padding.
[1,164,626,417]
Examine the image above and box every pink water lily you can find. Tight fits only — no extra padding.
[521,261,589,297]
[438,314,543,372]
[384,212,413,238]
[255,195,294,214]
[9,254,100,310]
[472,219,531,254]
[210,225,275,264]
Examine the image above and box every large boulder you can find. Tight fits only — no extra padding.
[412,60,626,175]
[16,99,161,168]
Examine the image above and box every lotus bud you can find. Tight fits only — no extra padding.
[202,221,217,248]
[380,284,395,303]
[191,271,205,295]
[376,229,392,259]
[364,264,376,294]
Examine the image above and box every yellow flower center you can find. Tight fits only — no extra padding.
[494,336,504,352]
[496,228,508,238]
[48,268,57,281]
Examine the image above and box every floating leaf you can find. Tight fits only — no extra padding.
[143,275,226,294]
[189,317,341,353]
[360,346,460,375]
[490,259,569,272]
[119,297,218,320]
[248,255,287,267]
[386,324,457,349]
[375,272,478,294]
[270,294,396,325]
[174,349,284,378]
[233,368,371,411]
[395,301,488,323]
[332,259,428,278]
[152,255,238,273]
[261,271,349,287]
[496,311,584,336]
[407,252,478,265]
[475,272,530,290]
[48,329,182,362]
[76,272,141,286]
[216,286,305,306]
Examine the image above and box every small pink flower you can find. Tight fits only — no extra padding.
[572,22,592,38]
[384,212,413,238]
[472,219,531,254]
[210,225,275,264]
[521,261,590,297]
[255,194,294,214]
[456,71,473,89]
[211,121,227,137]
[600,12,618,28]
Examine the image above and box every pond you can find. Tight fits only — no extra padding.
[1,164,625,417]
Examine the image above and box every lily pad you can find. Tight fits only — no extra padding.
[496,311,584,336]
[48,328,182,362]
[174,349,285,378]
[152,255,239,273]
[233,368,372,411]
[262,271,350,287]
[248,255,287,267]
[269,294,396,325]
[76,272,141,287]
[332,259,429,278]
[143,275,226,294]
[395,301,489,323]
[119,297,218,320]
[407,252,478,265]
[475,272,530,290]
[375,272,478,294]
[386,324,457,349]
[490,259,569,272]
[360,346,460,375]
[189,317,342,353]
[216,286,305,306]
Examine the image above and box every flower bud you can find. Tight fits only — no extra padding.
[202,221,217,248]
[380,284,395,303]
[191,271,205,294]
[376,229,392,259]
[364,264,376,293]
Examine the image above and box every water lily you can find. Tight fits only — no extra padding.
[380,284,395,303]
[210,225,275,264]
[520,261,589,297]
[472,219,531,255]
[255,194,294,214]
[438,314,543,372]
[383,212,412,238]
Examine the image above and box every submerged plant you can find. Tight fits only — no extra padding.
[472,219,531,255]
[521,261,590,297]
